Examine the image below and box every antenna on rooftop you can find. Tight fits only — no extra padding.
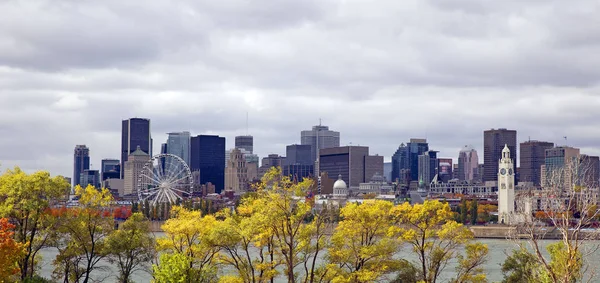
[319,118,322,126]
[246,112,249,135]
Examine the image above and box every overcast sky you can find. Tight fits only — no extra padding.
[1,0,600,178]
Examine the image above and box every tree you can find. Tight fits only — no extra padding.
[327,200,403,282]
[514,158,598,283]
[155,206,220,280]
[52,185,114,283]
[501,247,542,283]
[152,253,217,283]
[106,213,155,283]
[0,218,25,281]
[0,167,70,280]
[460,199,468,224]
[451,243,488,283]
[391,200,487,283]
[470,200,478,225]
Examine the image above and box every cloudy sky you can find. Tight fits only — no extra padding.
[1,0,600,177]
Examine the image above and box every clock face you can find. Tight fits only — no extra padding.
[500,168,507,175]
[508,168,513,175]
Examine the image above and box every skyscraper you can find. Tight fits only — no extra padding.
[319,146,383,188]
[235,135,254,154]
[101,159,120,181]
[166,131,191,165]
[121,118,151,178]
[73,145,90,188]
[391,144,408,182]
[483,129,517,182]
[519,140,554,185]
[437,158,453,183]
[301,124,340,164]
[458,145,479,182]
[80,169,100,188]
[407,139,429,182]
[285,144,312,166]
[190,135,226,193]
[418,151,438,185]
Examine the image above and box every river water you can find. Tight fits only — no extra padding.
[36,237,600,282]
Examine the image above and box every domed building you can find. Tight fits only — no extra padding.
[332,175,348,198]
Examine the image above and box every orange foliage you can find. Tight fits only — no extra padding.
[113,206,132,219]
[0,218,25,280]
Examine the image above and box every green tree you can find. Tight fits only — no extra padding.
[152,253,217,283]
[460,199,468,224]
[470,200,478,225]
[106,213,155,283]
[0,167,70,280]
[501,248,542,283]
[143,199,150,219]
[327,200,403,282]
[391,200,487,283]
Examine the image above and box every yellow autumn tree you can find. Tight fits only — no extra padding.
[154,206,220,282]
[0,167,70,280]
[391,200,488,283]
[326,200,404,283]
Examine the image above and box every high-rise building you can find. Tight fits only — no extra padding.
[418,151,438,185]
[407,139,429,182]
[391,144,408,182]
[519,140,554,185]
[121,118,151,178]
[301,124,340,164]
[225,148,258,193]
[458,145,479,182]
[319,146,383,188]
[80,169,100,188]
[383,162,393,183]
[235,135,254,154]
[190,135,226,193]
[73,145,90,188]
[166,132,191,166]
[101,159,120,181]
[579,154,600,187]
[483,129,517,182]
[285,144,312,166]
[259,154,286,178]
[542,146,581,187]
[437,158,453,183]
[123,146,150,196]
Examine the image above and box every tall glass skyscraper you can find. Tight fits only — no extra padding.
[191,135,226,193]
[235,135,254,154]
[121,118,151,178]
[166,131,191,165]
[73,145,90,188]
[483,128,517,182]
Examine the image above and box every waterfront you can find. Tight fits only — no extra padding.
[36,237,600,282]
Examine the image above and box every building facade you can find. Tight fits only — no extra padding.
[80,169,100,188]
[101,159,120,181]
[225,148,258,193]
[483,128,517,182]
[286,144,312,166]
[458,145,479,182]
[418,151,438,185]
[301,124,340,164]
[235,135,254,154]
[498,145,516,224]
[166,131,191,166]
[391,144,408,182]
[73,145,90,188]
[437,158,453,183]
[123,146,150,197]
[121,118,151,178]
[319,146,383,188]
[519,140,554,186]
[190,135,226,193]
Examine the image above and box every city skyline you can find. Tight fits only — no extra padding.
[2,1,600,177]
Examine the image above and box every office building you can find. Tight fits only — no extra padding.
[383,162,392,183]
[286,144,312,166]
[166,131,191,165]
[301,124,340,164]
[80,169,100,188]
[319,146,383,188]
[190,135,226,193]
[101,159,120,181]
[283,164,314,181]
[437,158,453,183]
[407,139,429,182]
[418,151,438,185]
[73,145,90,188]
[235,135,254,154]
[483,129,517,182]
[123,146,150,196]
[121,118,151,178]
[226,148,259,167]
[391,144,408,182]
[458,145,479,182]
[519,140,554,185]
[579,154,600,187]
[225,148,258,193]
[259,154,286,178]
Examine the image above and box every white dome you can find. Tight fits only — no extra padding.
[333,175,347,190]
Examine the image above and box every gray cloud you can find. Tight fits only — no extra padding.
[1,0,600,177]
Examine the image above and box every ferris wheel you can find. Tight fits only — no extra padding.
[137,154,194,205]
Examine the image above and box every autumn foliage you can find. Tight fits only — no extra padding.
[0,218,25,281]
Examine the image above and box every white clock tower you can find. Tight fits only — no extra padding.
[498,144,515,224]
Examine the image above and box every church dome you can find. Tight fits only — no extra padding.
[333,175,347,190]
